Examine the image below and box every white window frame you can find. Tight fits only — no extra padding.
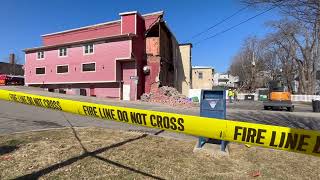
[58,47,68,57]
[35,66,46,75]
[36,51,45,60]
[83,44,94,55]
[81,62,96,72]
[56,64,69,74]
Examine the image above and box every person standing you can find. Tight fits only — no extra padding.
[233,88,238,102]
[228,88,233,103]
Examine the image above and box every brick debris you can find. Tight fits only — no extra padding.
[140,86,195,107]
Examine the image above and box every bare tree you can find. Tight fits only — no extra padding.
[229,36,267,91]
[242,0,320,94]
[267,19,317,94]
[261,32,298,92]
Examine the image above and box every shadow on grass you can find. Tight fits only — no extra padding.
[0,145,19,156]
[14,113,165,180]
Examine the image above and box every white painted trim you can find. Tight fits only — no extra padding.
[56,64,69,74]
[26,34,131,52]
[192,66,213,69]
[81,62,96,72]
[83,44,94,55]
[119,11,138,16]
[120,16,123,35]
[41,20,121,37]
[135,64,138,100]
[118,81,121,100]
[58,47,68,58]
[142,11,164,17]
[35,66,46,76]
[135,13,137,34]
[26,80,118,85]
[115,57,134,61]
[41,11,163,37]
[130,39,132,58]
[36,51,45,60]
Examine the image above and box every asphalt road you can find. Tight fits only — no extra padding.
[1,97,320,140]
[0,99,195,140]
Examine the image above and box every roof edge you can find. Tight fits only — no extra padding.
[41,11,164,37]
[179,43,193,47]
[24,33,135,52]
[119,11,138,16]
[142,10,164,17]
[41,19,121,37]
[192,66,214,69]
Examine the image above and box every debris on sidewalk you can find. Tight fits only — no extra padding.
[140,86,195,107]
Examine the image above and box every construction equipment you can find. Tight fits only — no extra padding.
[263,80,294,112]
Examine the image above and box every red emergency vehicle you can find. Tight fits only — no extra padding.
[0,74,24,86]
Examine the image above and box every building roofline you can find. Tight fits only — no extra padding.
[119,11,138,16]
[41,20,121,37]
[41,11,164,37]
[179,43,193,47]
[0,61,23,66]
[24,33,135,52]
[192,66,213,69]
[142,10,164,17]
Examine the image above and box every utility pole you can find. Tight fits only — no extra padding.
[316,3,320,94]
[251,51,256,92]
[9,53,15,75]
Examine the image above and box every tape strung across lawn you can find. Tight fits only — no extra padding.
[0,89,319,157]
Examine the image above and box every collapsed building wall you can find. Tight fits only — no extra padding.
[144,19,191,96]
[145,20,175,93]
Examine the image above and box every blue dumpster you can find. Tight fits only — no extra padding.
[198,89,228,151]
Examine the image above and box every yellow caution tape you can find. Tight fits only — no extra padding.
[0,89,319,157]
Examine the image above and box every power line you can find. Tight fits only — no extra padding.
[194,5,278,46]
[186,4,252,42]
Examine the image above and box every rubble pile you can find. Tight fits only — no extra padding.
[140,86,195,107]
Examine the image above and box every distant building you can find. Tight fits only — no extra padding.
[176,43,192,96]
[192,66,214,89]
[0,54,24,76]
[213,73,239,88]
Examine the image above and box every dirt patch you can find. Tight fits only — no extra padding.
[0,128,319,179]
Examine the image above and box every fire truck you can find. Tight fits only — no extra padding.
[0,74,24,86]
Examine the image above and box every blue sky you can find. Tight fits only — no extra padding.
[0,0,279,72]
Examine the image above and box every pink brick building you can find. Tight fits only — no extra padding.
[24,11,192,100]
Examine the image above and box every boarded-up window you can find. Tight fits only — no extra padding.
[82,63,95,72]
[36,67,45,74]
[57,65,68,73]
